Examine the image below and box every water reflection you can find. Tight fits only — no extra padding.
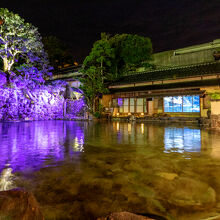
[0,121,85,171]
[111,122,202,153]
[164,127,201,153]
[1,121,220,219]
[0,121,205,173]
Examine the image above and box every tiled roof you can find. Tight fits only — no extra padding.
[112,61,220,86]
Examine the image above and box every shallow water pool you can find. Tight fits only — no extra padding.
[0,121,220,220]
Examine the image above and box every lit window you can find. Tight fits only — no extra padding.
[137,98,144,113]
[124,98,129,113]
[130,98,135,113]
[164,95,200,113]
[118,98,123,113]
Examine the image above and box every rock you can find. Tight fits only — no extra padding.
[0,188,44,220]
[97,212,155,220]
[0,72,7,86]
[0,167,14,191]
[168,177,216,209]
[157,172,178,181]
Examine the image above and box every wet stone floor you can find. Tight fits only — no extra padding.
[0,121,220,220]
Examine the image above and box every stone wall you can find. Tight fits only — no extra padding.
[65,98,86,119]
[0,86,65,121]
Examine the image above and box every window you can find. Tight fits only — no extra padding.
[118,98,123,113]
[137,98,143,113]
[130,98,135,113]
[112,99,117,107]
[115,98,147,113]
[124,98,129,113]
[164,95,200,113]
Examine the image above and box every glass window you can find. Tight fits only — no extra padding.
[183,96,192,112]
[173,96,182,112]
[164,97,173,112]
[137,98,143,113]
[193,95,200,112]
[164,95,200,113]
[130,98,135,113]
[118,98,123,113]
[124,98,129,105]
[112,99,117,107]
[124,98,129,113]
[137,98,143,105]
[118,98,123,107]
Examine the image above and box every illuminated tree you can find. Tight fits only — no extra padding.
[0,8,51,83]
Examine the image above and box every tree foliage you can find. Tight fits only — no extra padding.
[121,34,152,66]
[43,36,75,70]
[83,33,115,83]
[0,8,51,84]
[81,33,152,111]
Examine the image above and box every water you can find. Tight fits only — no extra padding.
[0,121,220,220]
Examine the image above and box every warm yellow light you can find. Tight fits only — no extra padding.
[141,123,144,134]
[128,112,131,115]
[128,123,131,133]
[116,122,120,131]
[141,113,144,116]
[116,113,119,116]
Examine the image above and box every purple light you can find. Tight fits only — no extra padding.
[0,121,85,172]
[118,98,123,106]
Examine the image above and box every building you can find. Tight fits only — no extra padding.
[101,39,220,122]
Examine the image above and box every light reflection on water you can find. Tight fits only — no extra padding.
[164,127,201,153]
[0,121,85,171]
[1,121,220,219]
[0,121,209,174]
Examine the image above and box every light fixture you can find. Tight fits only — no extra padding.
[141,113,144,116]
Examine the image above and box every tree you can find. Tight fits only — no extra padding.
[80,33,115,112]
[121,34,152,69]
[42,36,75,70]
[80,33,152,112]
[109,34,152,74]
[0,8,51,83]
[80,66,108,111]
[83,33,115,83]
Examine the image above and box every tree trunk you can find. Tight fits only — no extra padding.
[3,57,9,72]
[3,57,11,85]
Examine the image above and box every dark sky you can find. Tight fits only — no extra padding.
[1,0,220,62]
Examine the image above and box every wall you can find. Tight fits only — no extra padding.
[210,100,220,128]
[0,86,66,121]
[211,100,220,115]
[150,39,220,68]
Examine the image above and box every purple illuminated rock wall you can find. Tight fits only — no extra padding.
[0,70,87,121]
[0,86,65,121]
[66,98,86,119]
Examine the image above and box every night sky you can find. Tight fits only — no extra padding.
[1,0,220,62]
